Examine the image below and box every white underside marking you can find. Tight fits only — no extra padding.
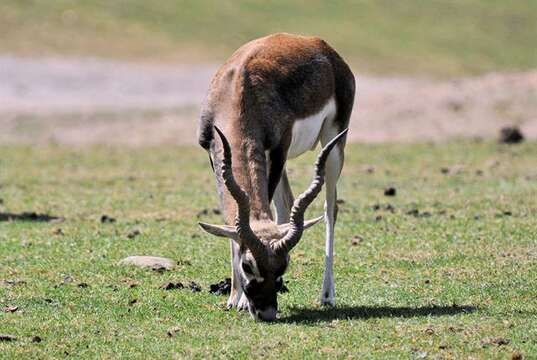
[288,97,337,159]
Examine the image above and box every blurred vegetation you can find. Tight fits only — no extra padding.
[1,1,536,75]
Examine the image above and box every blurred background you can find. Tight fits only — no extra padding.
[1,0,536,145]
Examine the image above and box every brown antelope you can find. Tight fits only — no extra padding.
[198,33,355,321]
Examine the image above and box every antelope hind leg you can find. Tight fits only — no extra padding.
[320,131,345,306]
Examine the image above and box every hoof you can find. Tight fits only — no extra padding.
[227,293,238,309]
[320,289,335,306]
[237,293,249,311]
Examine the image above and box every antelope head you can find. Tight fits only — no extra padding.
[200,126,347,321]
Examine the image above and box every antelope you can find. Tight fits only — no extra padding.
[198,33,355,321]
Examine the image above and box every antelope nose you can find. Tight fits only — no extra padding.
[256,307,277,322]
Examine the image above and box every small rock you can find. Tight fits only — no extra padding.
[188,281,202,293]
[196,209,209,217]
[119,256,175,271]
[499,126,524,144]
[384,187,396,196]
[1,279,26,286]
[167,326,181,337]
[512,352,523,360]
[31,336,42,343]
[448,326,461,333]
[177,259,192,266]
[351,235,363,246]
[363,166,375,174]
[492,337,510,346]
[415,350,428,359]
[0,334,17,342]
[441,165,464,175]
[125,280,140,288]
[406,209,420,217]
[4,305,18,313]
[372,203,395,212]
[482,337,510,347]
[424,327,435,335]
[127,229,141,239]
[100,215,116,223]
[495,211,513,218]
[160,282,184,290]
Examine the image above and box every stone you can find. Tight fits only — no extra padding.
[119,256,174,271]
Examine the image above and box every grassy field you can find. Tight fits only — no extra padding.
[1,0,536,75]
[1,141,536,358]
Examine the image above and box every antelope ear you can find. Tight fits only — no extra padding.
[304,215,325,229]
[277,215,324,235]
[198,222,238,239]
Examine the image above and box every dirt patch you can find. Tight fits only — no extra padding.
[1,56,536,145]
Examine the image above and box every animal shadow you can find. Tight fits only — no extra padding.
[279,304,477,324]
[0,212,63,222]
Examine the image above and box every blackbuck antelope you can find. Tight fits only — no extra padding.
[198,33,355,321]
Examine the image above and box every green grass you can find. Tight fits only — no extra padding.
[1,141,536,358]
[1,0,536,75]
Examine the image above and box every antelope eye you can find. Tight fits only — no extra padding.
[244,279,261,295]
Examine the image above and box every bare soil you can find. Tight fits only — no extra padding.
[1,56,536,145]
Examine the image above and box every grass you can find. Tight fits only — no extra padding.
[1,141,536,358]
[1,0,536,75]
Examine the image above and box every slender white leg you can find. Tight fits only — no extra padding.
[320,130,345,306]
[227,239,242,308]
[273,169,294,225]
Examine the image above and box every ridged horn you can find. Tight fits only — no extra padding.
[213,126,268,264]
[272,128,348,254]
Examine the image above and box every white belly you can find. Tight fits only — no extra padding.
[288,97,337,159]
